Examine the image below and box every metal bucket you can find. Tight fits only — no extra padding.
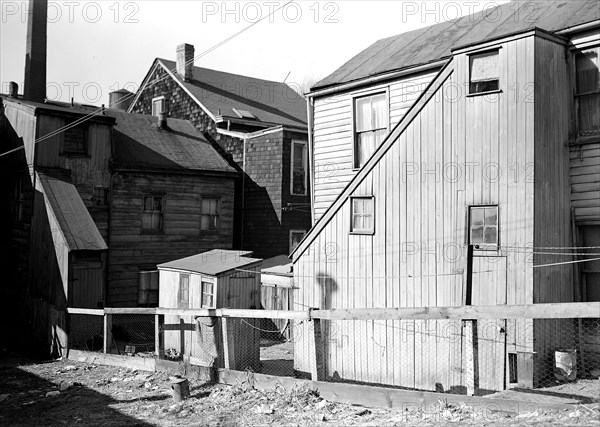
[170,376,190,402]
[554,349,577,381]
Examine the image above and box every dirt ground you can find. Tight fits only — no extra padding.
[1,356,599,427]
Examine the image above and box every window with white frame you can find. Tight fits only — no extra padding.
[152,96,166,117]
[350,196,375,234]
[200,197,220,232]
[575,46,600,138]
[469,50,500,94]
[178,273,190,309]
[354,92,387,169]
[138,269,159,306]
[469,205,499,248]
[291,141,307,195]
[142,195,164,232]
[289,230,306,253]
[201,280,215,308]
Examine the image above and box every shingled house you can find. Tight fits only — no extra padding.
[127,45,310,258]
[292,1,600,392]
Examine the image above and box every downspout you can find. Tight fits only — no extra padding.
[306,95,315,225]
[240,136,247,250]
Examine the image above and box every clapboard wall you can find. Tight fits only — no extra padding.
[293,31,574,391]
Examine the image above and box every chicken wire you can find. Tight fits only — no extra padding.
[68,313,104,352]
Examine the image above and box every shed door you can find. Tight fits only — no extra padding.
[71,261,104,308]
[472,256,507,393]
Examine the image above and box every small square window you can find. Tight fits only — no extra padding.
[138,269,159,306]
[290,230,306,253]
[469,205,499,248]
[152,96,165,117]
[469,50,500,94]
[201,281,215,308]
[179,274,190,309]
[350,196,374,234]
[201,197,220,232]
[142,195,164,232]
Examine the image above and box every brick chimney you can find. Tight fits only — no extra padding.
[24,0,47,102]
[176,44,194,81]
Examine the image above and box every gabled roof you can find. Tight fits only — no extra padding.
[133,59,308,129]
[108,110,237,174]
[313,0,600,91]
[158,249,261,276]
[38,172,107,252]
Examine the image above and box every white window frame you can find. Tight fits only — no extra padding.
[468,205,499,250]
[468,48,501,95]
[290,140,308,196]
[350,196,375,235]
[289,229,307,253]
[178,273,190,309]
[201,279,216,308]
[352,89,389,170]
[151,96,166,117]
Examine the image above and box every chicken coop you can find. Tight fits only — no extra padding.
[157,250,262,371]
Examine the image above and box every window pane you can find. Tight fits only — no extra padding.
[201,215,211,230]
[470,51,499,81]
[484,226,498,244]
[355,97,371,131]
[471,208,484,226]
[576,49,600,94]
[371,94,387,129]
[579,93,600,135]
[471,226,484,243]
[357,132,376,167]
[484,208,498,226]
[363,215,373,231]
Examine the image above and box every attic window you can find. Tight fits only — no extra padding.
[232,108,256,119]
[469,50,500,94]
[575,47,600,138]
[62,119,87,155]
[152,96,165,117]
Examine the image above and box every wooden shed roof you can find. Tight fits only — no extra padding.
[313,0,600,91]
[38,172,107,252]
[158,249,261,276]
[109,110,237,174]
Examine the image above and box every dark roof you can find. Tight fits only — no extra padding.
[156,59,307,128]
[37,172,107,251]
[313,0,600,90]
[1,97,115,123]
[108,110,237,173]
[158,249,261,276]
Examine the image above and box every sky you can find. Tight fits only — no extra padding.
[1,0,509,105]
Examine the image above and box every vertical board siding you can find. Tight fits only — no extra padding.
[294,34,563,391]
[570,143,600,223]
[312,70,439,222]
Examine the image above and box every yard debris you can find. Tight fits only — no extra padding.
[58,381,71,391]
[45,391,60,398]
[255,404,274,414]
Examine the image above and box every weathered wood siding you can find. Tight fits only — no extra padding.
[311,70,439,222]
[294,33,571,391]
[109,172,236,306]
[570,144,600,223]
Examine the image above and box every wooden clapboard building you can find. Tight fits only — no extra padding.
[126,45,311,259]
[292,1,600,392]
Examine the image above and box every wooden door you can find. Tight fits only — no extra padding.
[71,261,104,308]
[472,256,507,393]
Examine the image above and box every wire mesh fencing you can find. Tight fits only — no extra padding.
[68,313,104,352]
[107,314,155,357]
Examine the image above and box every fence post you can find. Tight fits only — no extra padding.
[310,317,325,381]
[103,313,112,354]
[463,244,478,396]
[155,314,162,358]
[222,317,236,370]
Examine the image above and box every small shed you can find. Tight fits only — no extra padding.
[158,249,262,371]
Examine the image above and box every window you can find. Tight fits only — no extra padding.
[178,274,190,309]
[201,280,215,308]
[93,187,109,207]
[14,177,24,222]
[575,47,600,138]
[289,230,306,253]
[138,269,159,306]
[354,92,387,168]
[469,50,500,94]
[152,96,165,117]
[350,196,374,234]
[142,195,164,232]
[469,205,499,248]
[201,197,219,232]
[62,120,87,154]
[291,141,307,195]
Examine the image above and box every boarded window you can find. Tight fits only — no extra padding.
[138,269,159,306]
[201,198,219,232]
[62,120,87,154]
[354,93,387,168]
[351,197,374,234]
[142,196,164,232]
[469,205,499,248]
[201,281,215,308]
[179,274,190,309]
[469,50,500,94]
[152,97,165,116]
[289,230,306,253]
[291,141,307,195]
[575,47,600,137]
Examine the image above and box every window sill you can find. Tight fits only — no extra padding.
[141,230,165,235]
[466,89,503,98]
[349,231,374,236]
[200,230,221,235]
